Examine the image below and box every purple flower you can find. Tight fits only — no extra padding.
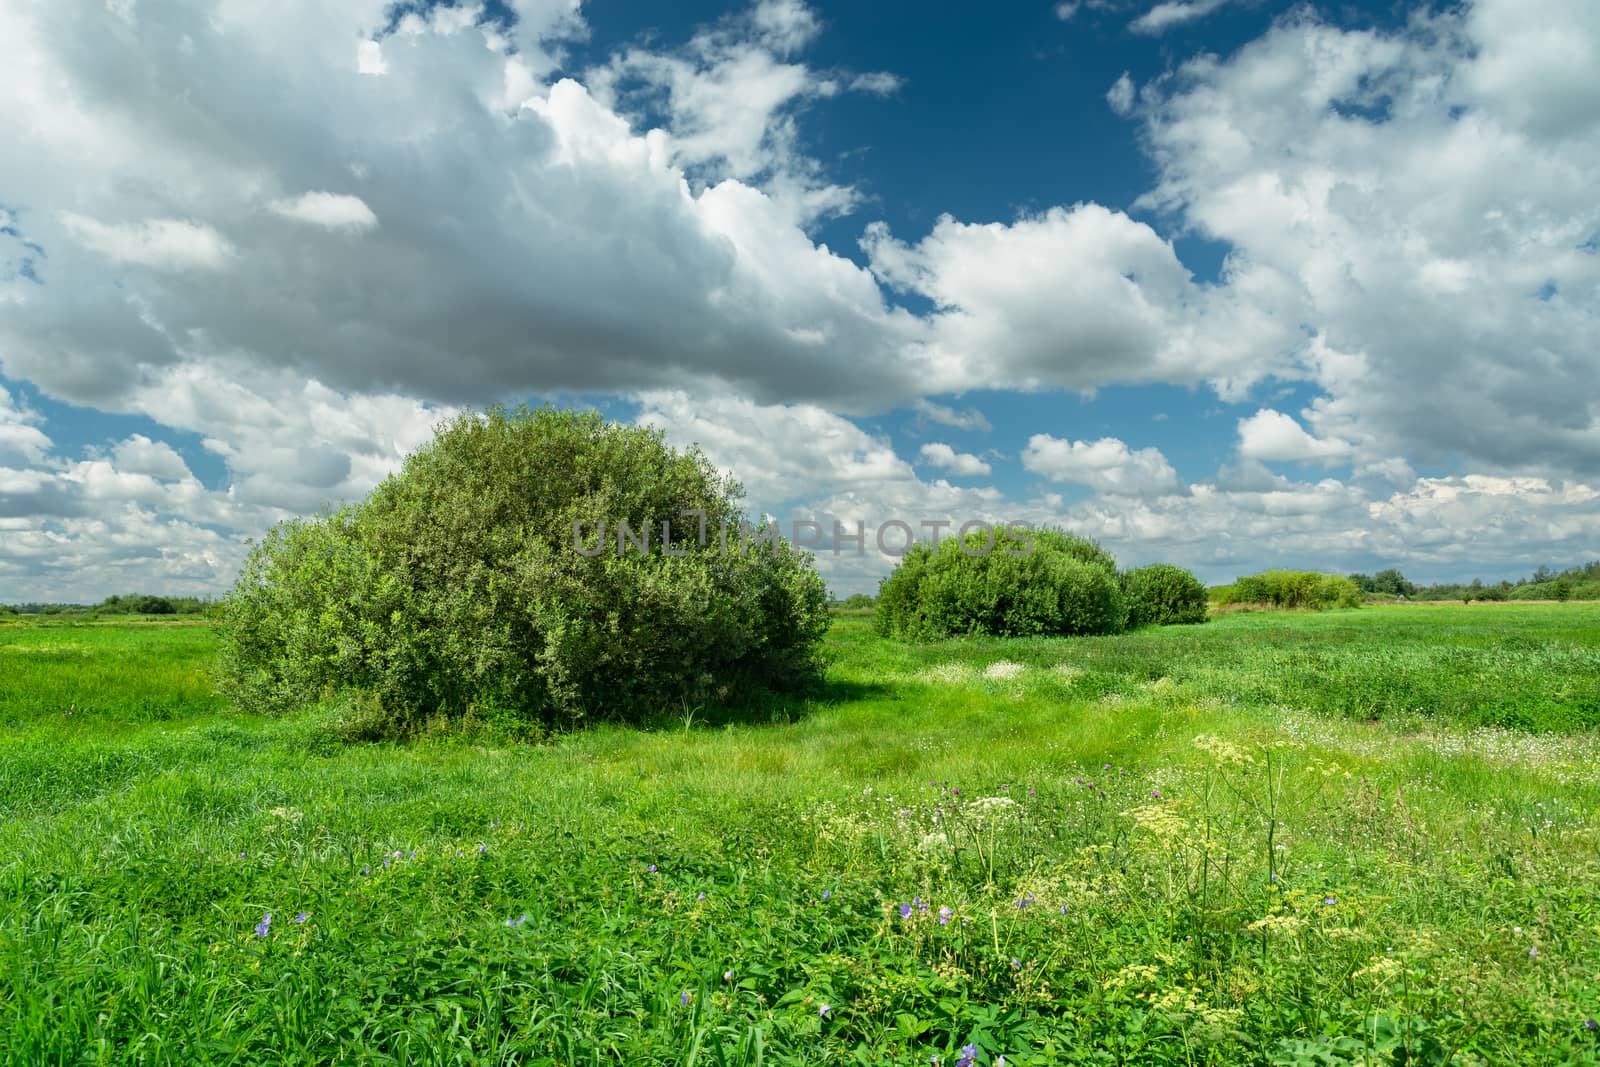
[407,850,415,860]
[1060,904,1068,915]
[818,1004,831,1018]
[697,892,706,901]
[361,864,370,876]
[1530,946,1539,958]
[392,850,401,859]
[899,903,913,919]
[1152,789,1163,800]
[1585,1018,1598,1031]
[477,844,486,855]
[723,970,734,982]
[680,990,690,1006]
[1027,788,1035,796]
[957,1044,978,1067]
[1011,957,1021,969]
[253,912,272,938]
[1103,763,1111,770]
[1323,895,1337,906]
[292,911,309,924]
[1074,777,1083,784]
[647,864,657,873]
[951,788,960,796]
[823,888,831,900]
[939,906,952,925]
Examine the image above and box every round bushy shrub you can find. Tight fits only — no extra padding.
[875,526,1126,639]
[219,406,830,729]
[1121,563,1209,627]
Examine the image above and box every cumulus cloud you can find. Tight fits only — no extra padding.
[110,434,193,481]
[0,387,53,466]
[919,442,992,476]
[863,203,1296,399]
[268,192,379,231]
[1236,408,1353,464]
[1021,434,1185,497]
[1136,1,1600,477]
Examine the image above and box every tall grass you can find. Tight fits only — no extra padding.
[1,607,1599,1063]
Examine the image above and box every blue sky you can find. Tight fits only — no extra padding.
[1,0,1598,599]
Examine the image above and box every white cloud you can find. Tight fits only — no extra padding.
[1130,0,1232,35]
[913,399,992,432]
[1107,71,1135,116]
[1021,434,1185,497]
[268,192,378,231]
[0,386,52,466]
[863,203,1296,399]
[919,442,992,476]
[56,213,232,270]
[110,434,192,481]
[1137,2,1600,477]
[1236,408,1353,464]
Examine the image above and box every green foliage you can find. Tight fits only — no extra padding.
[1120,563,1209,627]
[1218,570,1362,611]
[218,406,830,730]
[875,527,1126,640]
[5,606,1600,1063]
[834,593,877,611]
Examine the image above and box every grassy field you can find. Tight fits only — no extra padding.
[4,605,1600,1064]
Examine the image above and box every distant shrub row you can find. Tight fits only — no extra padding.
[874,527,1207,640]
[1211,570,1363,611]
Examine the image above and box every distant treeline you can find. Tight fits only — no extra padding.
[1372,561,1600,603]
[0,594,217,617]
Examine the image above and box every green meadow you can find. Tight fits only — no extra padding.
[4,604,1600,1065]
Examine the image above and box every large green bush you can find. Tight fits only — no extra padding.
[1121,563,1209,627]
[1216,570,1362,610]
[219,406,830,729]
[875,527,1126,639]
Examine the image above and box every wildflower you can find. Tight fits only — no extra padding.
[505,914,528,927]
[899,903,913,919]
[408,850,415,860]
[393,850,401,859]
[477,844,487,855]
[647,864,657,873]
[1323,895,1337,906]
[1585,1019,1598,1031]
[952,788,960,796]
[253,912,272,938]
[823,889,831,900]
[697,892,706,901]
[939,906,952,925]
[1011,957,1021,969]
[724,970,734,982]
[956,1044,978,1067]
[680,990,690,1006]
[239,851,246,859]
[819,1004,831,1018]
[1529,946,1539,958]
[1060,904,1068,915]
[292,911,309,924]
[361,864,370,876]
[1152,789,1162,800]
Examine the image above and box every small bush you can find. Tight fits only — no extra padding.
[1121,564,1209,627]
[875,527,1125,640]
[219,406,830,732]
